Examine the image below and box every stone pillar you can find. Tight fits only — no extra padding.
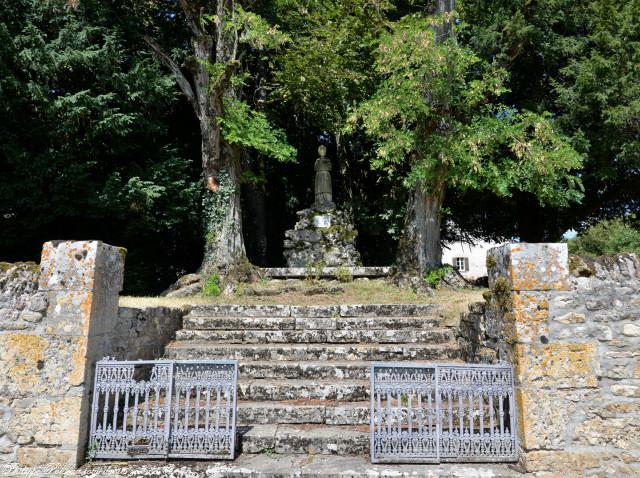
[1,241,124,467]
[486,243,599,474]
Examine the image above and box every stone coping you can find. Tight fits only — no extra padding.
[262,266,392,278]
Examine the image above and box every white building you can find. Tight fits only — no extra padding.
[442,239,501,280]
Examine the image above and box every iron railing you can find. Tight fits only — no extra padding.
[89,359,238,460]
[370,362,517,463]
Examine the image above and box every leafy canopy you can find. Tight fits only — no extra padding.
[350,14,583,206]
[201,2,296,163]
[568,218,640,256]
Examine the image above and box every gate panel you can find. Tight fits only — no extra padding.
[168,361,238,459]
[89,359,238,460]
[370,364,439,463]
[437,365,517,462]
[371,362,517,464]
[89,360,173,459]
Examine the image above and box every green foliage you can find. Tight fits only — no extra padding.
[304,260,326,283]
[458,0,640,235]
[220,99,296,162]
[272,0,390,132]
[0,0,201,294]
[424,265,454,289]
[335,266,353,283]
[203,272,221,296]
[350,14,583,206]
[568,219,640,256]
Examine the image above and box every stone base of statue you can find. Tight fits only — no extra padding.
[283,203,362,268]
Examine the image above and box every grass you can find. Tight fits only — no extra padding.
[119,279,486,324]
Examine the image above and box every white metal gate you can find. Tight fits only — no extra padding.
[89,359,238,460]
[370,362,517,463]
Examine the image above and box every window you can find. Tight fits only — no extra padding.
[454,257,468,272]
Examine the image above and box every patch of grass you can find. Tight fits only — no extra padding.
[119,279,486,325]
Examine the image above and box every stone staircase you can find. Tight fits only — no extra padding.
[164,303,462,457]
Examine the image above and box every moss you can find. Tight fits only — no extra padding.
[0,261,40,274]
[321,224,357,242]
[493,276,511,309]
[117,247,128,264]
[224,260,261,284]
[482,290,493,303]
[486,255,497,270]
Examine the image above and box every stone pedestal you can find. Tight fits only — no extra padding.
[283,206,362,267]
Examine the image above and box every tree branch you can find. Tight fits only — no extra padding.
[144,35,200,116]
[179,0,202,37]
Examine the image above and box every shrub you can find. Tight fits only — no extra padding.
[335,266,354,283]
[203,272,221,296]
[424,265,454,288]
[568,218,640,256]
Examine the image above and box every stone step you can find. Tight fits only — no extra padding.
[165,341,461,362]
[238,379,369,401]
[238,360,372,380]
[188,303,440,318]
[237,359,457,380]
[55,456,525,477]
[239,424,369,456]
[174,328,454,344]
[183,315,442,331]
[237,401,369,425]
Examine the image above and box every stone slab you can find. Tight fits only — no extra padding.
[340,303,439,317]
[291,305,340,318]
[189,304,291,317]
[487,243,569,291]
[238,379,369,401]
[263,267,392,278]
[175,328,453,344]
[165,342,461,362]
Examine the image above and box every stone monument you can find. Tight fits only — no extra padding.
[283,146,362,267]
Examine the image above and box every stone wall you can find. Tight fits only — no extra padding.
[0,243,187,468]
[114,306,184,360]
[474,243,640,476]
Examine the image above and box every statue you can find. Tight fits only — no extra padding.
[282,143,362,267]
[314,145,333,207]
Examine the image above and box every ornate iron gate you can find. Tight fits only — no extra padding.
[370,362,517,463]
[89,359,238,460]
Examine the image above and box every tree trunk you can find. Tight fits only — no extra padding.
[396,180,446,275]
[201,143,246,274]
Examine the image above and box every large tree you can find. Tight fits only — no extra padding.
[142,0,295,273]
[351,13,583,274]
[458,0,640,237]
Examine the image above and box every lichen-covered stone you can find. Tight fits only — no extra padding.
[487,243,570,291]
[282,207,362,267]
[481,243,640,476]
[0,241,127,468]
[515,342,599,388]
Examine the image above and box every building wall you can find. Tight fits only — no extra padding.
[442,240,499,280]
